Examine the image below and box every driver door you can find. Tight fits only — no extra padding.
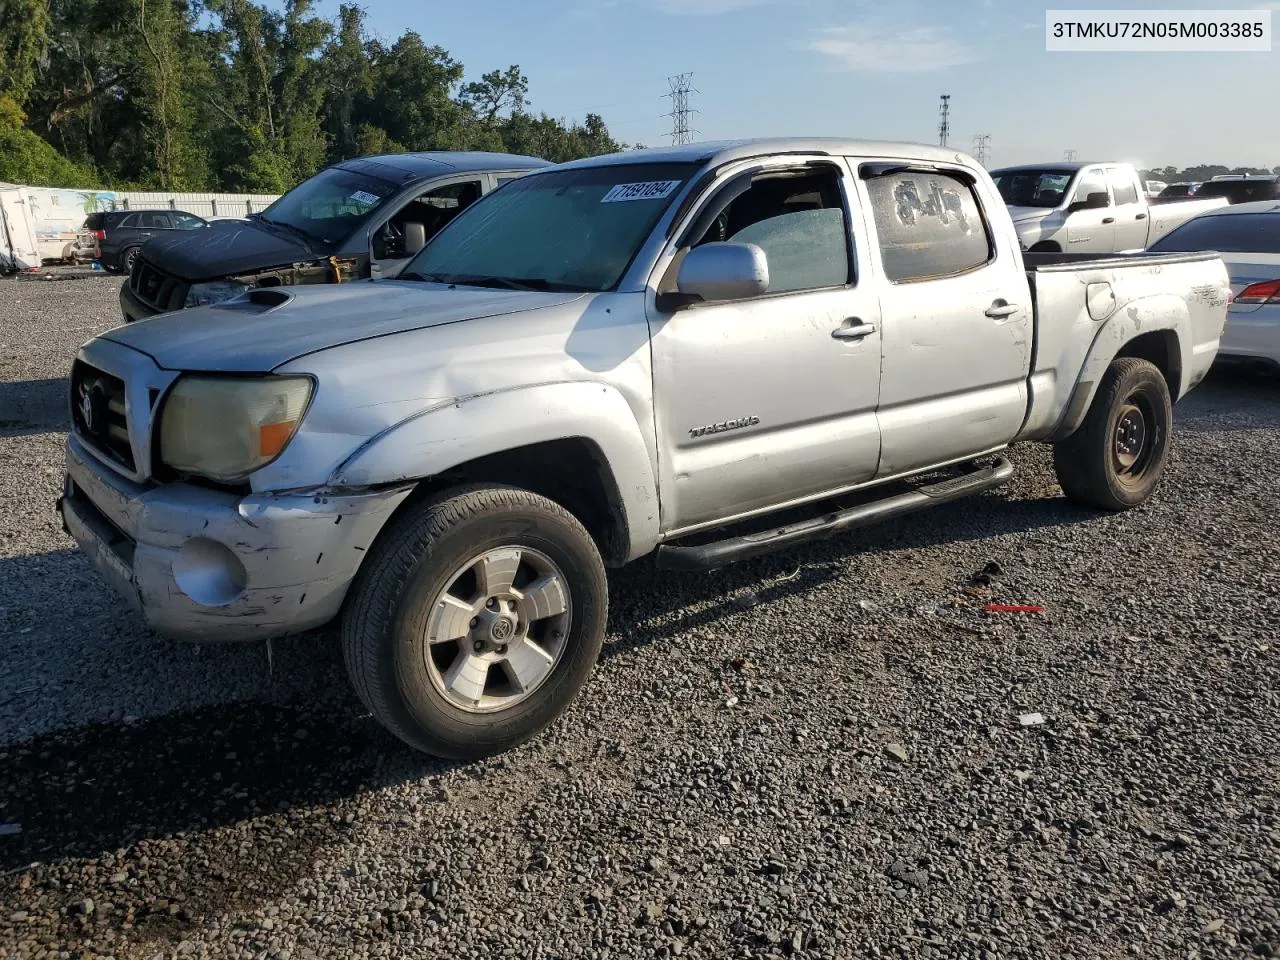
[371,179,483,278]
[1064,166,1116,252]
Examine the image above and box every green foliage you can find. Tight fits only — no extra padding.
[1141,164,1276,183]
[0,96,98,186]
[2,0,628,192]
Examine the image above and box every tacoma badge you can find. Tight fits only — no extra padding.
[689,416,760,439]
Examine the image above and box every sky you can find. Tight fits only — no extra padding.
[321,0,1279,170]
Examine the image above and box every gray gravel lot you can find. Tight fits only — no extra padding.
[1,277,1278,960]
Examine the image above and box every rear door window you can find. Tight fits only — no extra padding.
[136,212,171,229]
[1108,168,1140,205]
[865,169,994,282]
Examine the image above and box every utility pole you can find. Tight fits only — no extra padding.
[938,94,951,147]
[973,134,991,167]
[1064,149,1077,161]
[665,73,697,146]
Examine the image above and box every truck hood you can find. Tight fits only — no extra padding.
[142,217,318,281]
[100,281,586,372]
[1007,206,1056,224]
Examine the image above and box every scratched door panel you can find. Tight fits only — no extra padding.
[860,166,1032,477]
[649,281,883,532]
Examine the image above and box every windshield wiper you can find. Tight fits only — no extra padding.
[395,273,588,292]
[397,271,452,283]
[258,216,322,248]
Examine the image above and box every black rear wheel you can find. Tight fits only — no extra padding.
[120,246,140,274]
[1053,357,1173,510]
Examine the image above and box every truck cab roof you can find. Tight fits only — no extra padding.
[551,138,983,171]
[335,151,551,184]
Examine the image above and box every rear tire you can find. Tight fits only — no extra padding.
[1028,241,1061,253]
[120,246,140,274]
[341,484,608,760]
[1053,357,1173,510]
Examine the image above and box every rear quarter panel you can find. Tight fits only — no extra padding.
[1017,253,1230,441]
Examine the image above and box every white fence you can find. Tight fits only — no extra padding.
[114,191,281,219]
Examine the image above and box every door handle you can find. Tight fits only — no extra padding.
[985,302,1020,319]
[832,319,877,340]
[1101,217,1115,224]
[1135,213,1147,220]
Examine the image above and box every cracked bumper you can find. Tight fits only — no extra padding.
[59,436,413,643]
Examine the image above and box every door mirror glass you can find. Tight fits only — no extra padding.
[673,241,770,306]
[403,222,426,256]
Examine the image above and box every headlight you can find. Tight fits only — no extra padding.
[159,375,314,482]
[185,280,250,308]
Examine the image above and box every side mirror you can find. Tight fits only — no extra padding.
[403,222,426,256]
[657,242,769,312]
[1069,191,1109,213]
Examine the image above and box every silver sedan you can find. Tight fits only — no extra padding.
[1149,200,1280,374]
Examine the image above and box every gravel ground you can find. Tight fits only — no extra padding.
[1,278,1278,960]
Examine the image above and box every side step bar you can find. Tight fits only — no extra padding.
[654,456,1014,572]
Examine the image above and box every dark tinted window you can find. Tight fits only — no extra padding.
[1072,169,1109,205]
[115,213,138,228]
[1149,212,1280,253]
[992,169,1072,208]
[136,212,170,229]
[1109,168,1139,205]
[84,213,104,230]
[171,212,204,230]
[1195,179,1280,203]
[866,170,993,282]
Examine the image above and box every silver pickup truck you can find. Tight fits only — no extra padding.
[59,138,1230,759]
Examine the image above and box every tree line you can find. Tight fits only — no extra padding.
[1140,164,1280,184]
[0,0,636,193]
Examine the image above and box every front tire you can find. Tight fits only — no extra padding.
[341,484,608,760]
[1052,357,1173,510]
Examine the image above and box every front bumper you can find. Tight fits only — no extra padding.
[59,435,413,642]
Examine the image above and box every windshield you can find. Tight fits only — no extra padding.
[401,161,699,292]
[257,166,399,248]
[993,170,1073,208]
[1149,212,1280,254]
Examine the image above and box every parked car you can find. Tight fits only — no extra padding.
[990,161,1227,253]
[1193,175,1280,205]
[1148,199,1280,374]
[1154,182,1200,201]
[118,151,551,323]
[85,209,208,274]
[59,138,1230,759]
[1143,179,1168,198]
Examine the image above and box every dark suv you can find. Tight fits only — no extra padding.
[85,209,208,274]
[1194,176,1280,205]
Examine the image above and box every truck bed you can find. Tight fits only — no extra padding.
[1016,248,1230,442]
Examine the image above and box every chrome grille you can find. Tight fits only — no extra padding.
[70,360,134,471]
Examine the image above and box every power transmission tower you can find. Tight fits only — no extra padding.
[973,134,991,167]
[665,73,698,146]
[938,94,951,146]
[1064,149,1077,161]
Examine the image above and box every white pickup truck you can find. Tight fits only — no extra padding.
[991,161,1227,254]
[59,139,1230,759]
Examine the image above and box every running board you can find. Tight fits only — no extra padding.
[654,456,1014,572]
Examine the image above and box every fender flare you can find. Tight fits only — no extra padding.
[1046,292,1189,442]
[328,381,661,562]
